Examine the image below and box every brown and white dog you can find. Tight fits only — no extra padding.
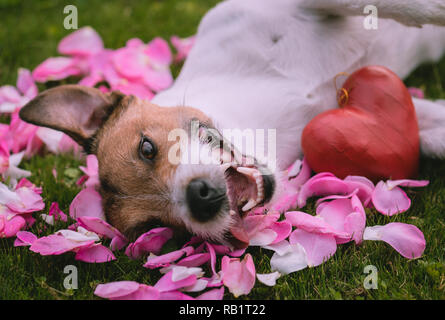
[20,0,445,247]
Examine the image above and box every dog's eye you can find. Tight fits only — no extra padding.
[199,125,219,146]
[139,137,157,161]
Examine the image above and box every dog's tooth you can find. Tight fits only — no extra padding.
[221,152,232,164]
[242,198,257,212]
[230,210,237,216]
[234,150,243,164]
[221,163,231,172]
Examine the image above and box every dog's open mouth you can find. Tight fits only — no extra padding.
[220,162,275,248]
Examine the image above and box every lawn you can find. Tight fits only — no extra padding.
[0,0,444,300]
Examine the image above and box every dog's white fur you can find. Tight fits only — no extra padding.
[153,0,445,173]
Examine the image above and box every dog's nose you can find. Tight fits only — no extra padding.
[186,179,225,222]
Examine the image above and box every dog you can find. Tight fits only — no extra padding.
[20,0,445,247]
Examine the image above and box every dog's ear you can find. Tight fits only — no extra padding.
[19,85,124,152]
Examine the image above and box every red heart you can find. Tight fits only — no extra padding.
[302,65,420,183]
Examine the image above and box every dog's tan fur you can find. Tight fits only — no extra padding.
[20,85,213,240]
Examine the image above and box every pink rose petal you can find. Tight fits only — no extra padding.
[17,68,38,99]
[48,202,68,222]
[144,246,194,269]
[221,254,256,297]
[125,227,173,258]
[58,27,104,57]
[144,37,172,67]
[154,270,197,292]
[176,253,211,268]
[30,234,95,255]
[269,242,308,274]
[14,231,37,246]
[70,187,105,220]
[363,223,426,259]
[289,229,337,267]
[75,243,116,263]
[297,173,349,208]
[372,181,411,216]
[95,281,159,300]
[32,57,82,82]
[1,215,26,238]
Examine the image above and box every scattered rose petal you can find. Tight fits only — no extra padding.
[363,223,426,259]
[221,254,256,297]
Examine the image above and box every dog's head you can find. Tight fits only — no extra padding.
[20,85,276,247]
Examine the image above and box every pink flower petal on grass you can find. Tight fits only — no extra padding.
[77,216,123,240]
[95,281,160,300]
[221,254,256,297]
[144,37,172,67]
[158,291,194,300]
[297,173,349,208]
[125,227,173,258]
[248,228,277,246]
[48,202,68,222]
[270,192,298,213]
[176,253,211,268]
[363,223,426,259]
[115,285,159,300]
[316,195,366,244]
[171,35,196,62]
[77,216,128,251]
[30,234,94,255]
[256,271,281,286]
[285,211,349,240]
[0,183,45,214]
[142,69,173,93]
[154,270,197,292]
[75,243,116,263]
[372,181,411,216]
[408,87,424,99]
[112,81,154,100]
[17,68,38,99]
[79,155,99,188]
[32,57,82,82]
[70,187,105,220]
[95,281,140,299]
[196,287,224,300]
[58,27,104,57]
[289,229,337,267]
[269,241,308,274]
[386,179,429,189]
[344,196,367,244]
[207,243,245,257]
[144,246,194,269]
[1,215,26,238]
[14,231,37,246]
[343,175,375,206]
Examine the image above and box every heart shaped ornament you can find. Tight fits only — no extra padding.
[302,65,420,183]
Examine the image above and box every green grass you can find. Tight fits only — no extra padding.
[1,0,444,300]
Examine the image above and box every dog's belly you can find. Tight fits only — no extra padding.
[153,0,445,170]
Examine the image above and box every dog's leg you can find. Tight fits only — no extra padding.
[299,0,445,27]
[412,97,445,159]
